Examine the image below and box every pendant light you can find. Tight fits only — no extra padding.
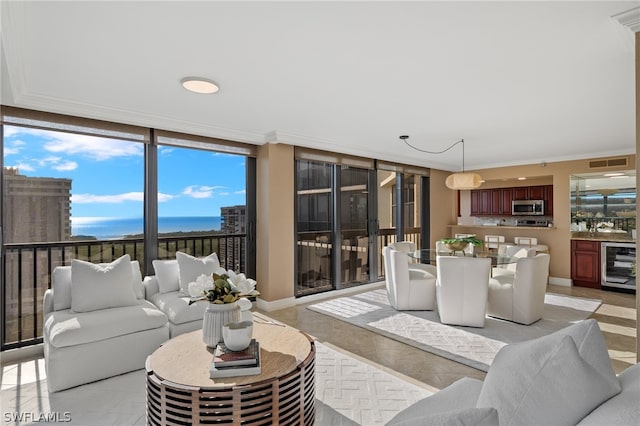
[399,135,483,190]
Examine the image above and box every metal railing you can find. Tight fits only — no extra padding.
[1,233,246,350]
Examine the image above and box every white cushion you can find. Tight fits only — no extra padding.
[577,363,640,426]
[152,259,180,293]
[389,407,498,426]
[477,320,621,426]
[151,291,208,325]
[53,260,143,311]
[53,266,73,311]
[70,255,138,313]
[175,251,220,294]
[45,299,168,348]
[387,377,484,425]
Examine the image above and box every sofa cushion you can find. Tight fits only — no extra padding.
[151,291,208,325]
[476,320,621,426]
[387,377,484,425]
[71,255,138,313]
[45,299,168,348]
[152,259,180,293]
[577,362,640,426]
[390,407,498,426]
[176,251,220,294]
[53,259,143,311]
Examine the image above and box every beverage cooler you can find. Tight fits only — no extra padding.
[601,242,636,293]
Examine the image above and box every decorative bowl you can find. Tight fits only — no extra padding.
[445,241,469,252]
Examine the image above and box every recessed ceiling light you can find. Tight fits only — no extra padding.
[604,172,624,177]
[181,77,219,94]
[610,175,627,179]
[517,177,527,180]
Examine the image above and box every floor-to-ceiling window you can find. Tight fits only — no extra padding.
[340,167,371,287]
[295,160,334,296]
[0,108,256,350]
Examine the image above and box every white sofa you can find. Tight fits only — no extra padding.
[387,319,639,426]
[43,255,170,392]
[142,252,220,337]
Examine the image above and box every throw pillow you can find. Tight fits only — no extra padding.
[477,324,621,426]
[390,407,498,426]
[152,259,180,293]
[176,251,221,294]
[71,254,137,313]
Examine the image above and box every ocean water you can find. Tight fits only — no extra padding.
[72,216,222,239]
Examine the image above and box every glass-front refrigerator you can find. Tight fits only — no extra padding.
[601,242,636,293]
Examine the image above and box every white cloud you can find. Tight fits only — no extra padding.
[182,185,223,199]
[53,161,78,171]
[234,190,246,195]
[158,193,174,203]
[4,140,26,155]
[10,162,35,172]
[72,192,145,204]
[159,147,174,155]
[8,126,143,161]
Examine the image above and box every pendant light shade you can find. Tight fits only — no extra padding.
[399,135,483,190]
[445,172,483,190]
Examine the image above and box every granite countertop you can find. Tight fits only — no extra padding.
[571,231,635,242]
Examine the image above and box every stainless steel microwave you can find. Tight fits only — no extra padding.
[512,200,544,216]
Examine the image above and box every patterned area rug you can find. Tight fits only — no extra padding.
[308,288,601,371]
[314,342,433,425]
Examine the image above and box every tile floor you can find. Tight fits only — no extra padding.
[0,283,636,425]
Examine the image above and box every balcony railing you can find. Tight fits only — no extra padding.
[1,233,246,351]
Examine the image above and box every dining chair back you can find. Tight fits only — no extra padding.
[383,247,436,310]
[436,256,491,327]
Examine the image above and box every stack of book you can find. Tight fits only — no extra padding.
[210,339,261,378]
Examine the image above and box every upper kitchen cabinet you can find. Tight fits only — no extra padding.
[571,171,636,231]
[470,185,552,216]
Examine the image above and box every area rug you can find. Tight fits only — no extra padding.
[307,288,602,372]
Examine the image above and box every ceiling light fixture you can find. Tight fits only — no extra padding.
[518,177,527,181]
[399,135,482,190]
[604,172,625,177]
[181,77,219,94]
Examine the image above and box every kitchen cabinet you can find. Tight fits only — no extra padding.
[571,240,601,289]
[470,185,552,216]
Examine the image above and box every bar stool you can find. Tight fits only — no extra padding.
[484,235,505,252]
[514,236,549,254]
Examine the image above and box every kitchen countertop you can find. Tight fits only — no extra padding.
[571,231,635,242]
[449,224,555,230]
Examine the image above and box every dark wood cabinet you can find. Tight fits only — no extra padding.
[470,185,552,216]
[571,240,601,288]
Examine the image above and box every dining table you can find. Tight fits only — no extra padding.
[407,249,519,269]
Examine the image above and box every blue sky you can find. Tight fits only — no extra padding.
[3,125,246,218]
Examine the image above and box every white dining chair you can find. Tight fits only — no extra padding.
[383,246,436,311]
[436,256,491,327]
[487,253,550,325]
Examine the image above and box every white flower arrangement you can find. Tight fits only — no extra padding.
[188,268,259,304]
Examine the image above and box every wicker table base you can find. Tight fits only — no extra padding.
[146,315,315,425]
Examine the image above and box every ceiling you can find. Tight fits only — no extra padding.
[1,1,638,172]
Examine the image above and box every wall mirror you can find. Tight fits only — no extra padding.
[570,171,636,232]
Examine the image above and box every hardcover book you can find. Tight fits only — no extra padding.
[213,339,260,367]
[210,341,261,379]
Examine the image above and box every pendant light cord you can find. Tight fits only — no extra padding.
[399,136,466,172]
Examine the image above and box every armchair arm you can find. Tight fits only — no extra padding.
[43,289,54,316]
[142,275,160,300]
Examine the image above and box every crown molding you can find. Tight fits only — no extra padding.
[612,7,640,32]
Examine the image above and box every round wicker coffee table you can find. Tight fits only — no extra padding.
[145,313,315,425]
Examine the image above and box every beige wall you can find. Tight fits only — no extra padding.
[429,169,458,247]
[256,143,295,302]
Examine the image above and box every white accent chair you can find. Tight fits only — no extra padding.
[487,253,551,325]
[43,258,170,392]
[492,245,537,278]
[436,256,491,327]
[388,240,437,276]
[383,246,436,310]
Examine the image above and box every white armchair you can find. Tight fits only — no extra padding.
[383,246,436,310]
[492,246,537,278]
[487,253,550,325]
[388,240,437,276]
[436,256,491,327]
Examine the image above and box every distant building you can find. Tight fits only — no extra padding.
[221,205,246,234]
[220,205,246,272]
[2,167,72,243]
